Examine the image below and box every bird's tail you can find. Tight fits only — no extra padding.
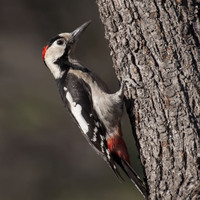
[119,159,148,199]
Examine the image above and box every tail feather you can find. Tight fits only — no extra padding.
[106,156,124,181]
[108,154,148,199]
[120,159,148,199]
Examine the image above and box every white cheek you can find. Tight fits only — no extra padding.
[45,58,62,79]
[46,43,65,62]
[45,45,66,79]
[65,88,89,134]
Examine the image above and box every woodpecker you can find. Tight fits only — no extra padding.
[42,21,148,199]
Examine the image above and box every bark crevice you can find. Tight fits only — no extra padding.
[96,0,200,199]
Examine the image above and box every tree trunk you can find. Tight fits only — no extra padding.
[96,0,200,199]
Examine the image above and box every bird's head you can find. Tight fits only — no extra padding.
[42,21,91,79]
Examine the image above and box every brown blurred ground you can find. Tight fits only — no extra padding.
[0,0,143,199]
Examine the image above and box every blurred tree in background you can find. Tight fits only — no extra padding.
[0,0,143,199]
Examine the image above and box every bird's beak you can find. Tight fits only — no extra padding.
[69,20,91,44]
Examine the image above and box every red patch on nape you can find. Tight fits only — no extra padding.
[42,45,48,60]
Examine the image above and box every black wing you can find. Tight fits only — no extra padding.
[58,72,121,177]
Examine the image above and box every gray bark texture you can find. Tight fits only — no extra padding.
[96,0,200,199]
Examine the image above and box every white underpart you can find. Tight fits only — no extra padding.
[64,87,89,134]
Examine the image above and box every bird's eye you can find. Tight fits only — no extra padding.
[57,39,64,46]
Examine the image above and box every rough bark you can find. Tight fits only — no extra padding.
[96,0,200,199]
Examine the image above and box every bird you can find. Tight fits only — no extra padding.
[42,20,148,199]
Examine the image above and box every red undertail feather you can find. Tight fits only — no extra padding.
[107,135,130,164]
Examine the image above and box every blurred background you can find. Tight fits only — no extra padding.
[0,0,144,199]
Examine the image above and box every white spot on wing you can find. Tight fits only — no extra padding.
[100,135,105,153]
[91,127,98,142]
[66,90,89,134]
[106,149,111,160]
[94,127,98,134]
[95,121,100,128]
[101,142,104,153]
[100,135,105,140]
